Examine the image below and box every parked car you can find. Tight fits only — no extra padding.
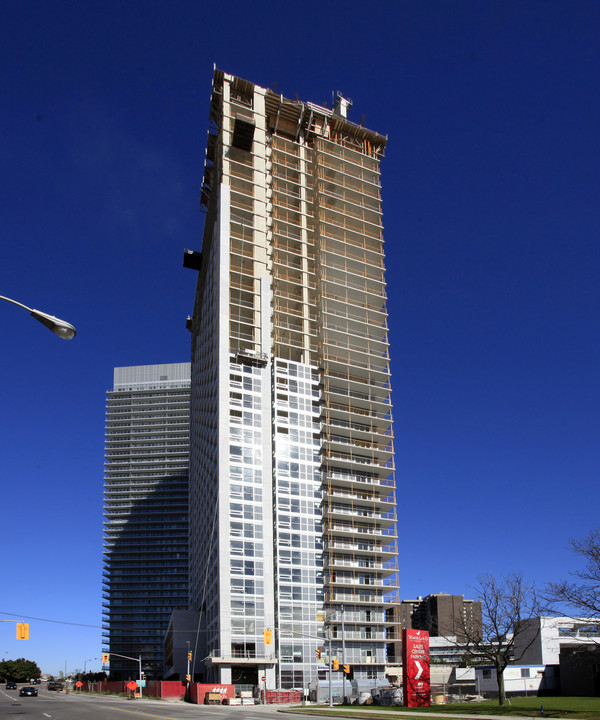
[6,681,17,690]
[19,686,38,697]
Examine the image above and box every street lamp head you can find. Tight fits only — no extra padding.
[30,309,77,340]
[1,295,77,340]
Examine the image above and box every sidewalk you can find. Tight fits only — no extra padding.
[280,706,540,720]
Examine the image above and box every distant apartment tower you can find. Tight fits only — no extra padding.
[421,594,482,639]
[386,594,483,662]
[185,69,397,691]
[102,363,190,679]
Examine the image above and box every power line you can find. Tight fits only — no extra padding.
[0,610,189,634]
[0,611,101,629]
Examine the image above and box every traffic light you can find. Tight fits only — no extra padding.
[342,664,351,675]
[187,651,192,661]
[316,648,321,659]
[332,659,339,671]
[16,623,29,640]
[186,674,191,682]
[264,628,272,645]
[102,654,110,663]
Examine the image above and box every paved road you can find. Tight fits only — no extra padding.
[0,684,293,720]
[0,685,535,720]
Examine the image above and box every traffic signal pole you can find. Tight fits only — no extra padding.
[102,652,143,698]
[186,643,192,682]
[0,620,30,640]
[290,626,351,706]
[341,605,346,704]
[328,625,333,708]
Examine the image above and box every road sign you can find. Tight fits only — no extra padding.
[126,681,138,691]
[402,629,431,707]
[75,681,83,688]
[261,676,266,682]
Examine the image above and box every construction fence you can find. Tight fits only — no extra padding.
[78,680,301,704]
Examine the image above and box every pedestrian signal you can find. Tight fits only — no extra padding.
[343,664,351,674]
[187,651,192,661]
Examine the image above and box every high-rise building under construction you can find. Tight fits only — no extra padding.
[185,69,397,692]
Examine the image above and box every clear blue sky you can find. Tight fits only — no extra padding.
[1,0,599,676]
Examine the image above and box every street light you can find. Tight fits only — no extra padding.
[84,658,97,673]
[0,294,76,339]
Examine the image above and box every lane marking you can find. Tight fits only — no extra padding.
[115,709,183,720]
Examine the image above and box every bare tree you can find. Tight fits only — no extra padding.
[545,528,600,618]
[457,573,541,706]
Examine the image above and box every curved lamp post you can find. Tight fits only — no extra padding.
[0,294,76,340]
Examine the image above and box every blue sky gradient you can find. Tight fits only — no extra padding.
[1,0,599,675]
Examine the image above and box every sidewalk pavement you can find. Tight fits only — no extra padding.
[280,706,541,720]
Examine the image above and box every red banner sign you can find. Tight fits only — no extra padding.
[402,629,430,707]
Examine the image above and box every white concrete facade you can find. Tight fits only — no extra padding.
[514,616,600,666]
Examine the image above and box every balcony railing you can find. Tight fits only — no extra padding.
[207,649,278,664]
